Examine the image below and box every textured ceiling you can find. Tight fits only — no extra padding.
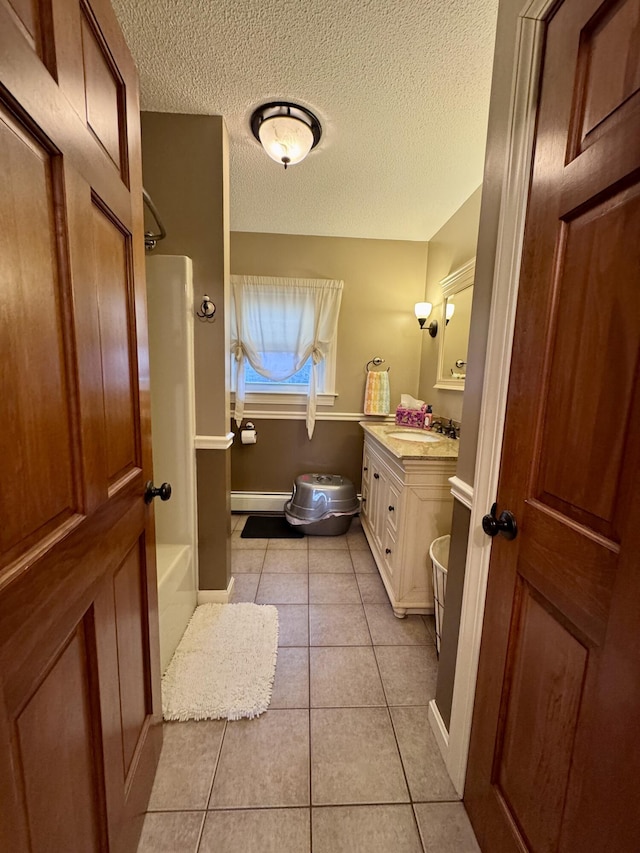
[112,0,499,241]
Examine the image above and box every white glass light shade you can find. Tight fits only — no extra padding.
[414,302,433,321]
[446,302,455,321]
[258,116,315,167]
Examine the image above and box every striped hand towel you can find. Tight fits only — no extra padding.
[364,370,390,415]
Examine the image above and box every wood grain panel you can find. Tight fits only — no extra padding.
[538,183,640,536]
[0,104,80,566]
[519,501,617,645]
[16,618,106,852]
[81,3,124,172]
[114,540,149,777]
[92,198,140,489]
[574,0,640,153]
[496,584,588,852]
[4,0,39,46]
[3,0,56,75]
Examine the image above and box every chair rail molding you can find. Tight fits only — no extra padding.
[449,475,473,510]
[195,433,235,450]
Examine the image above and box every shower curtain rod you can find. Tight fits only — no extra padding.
[143,188,166,252]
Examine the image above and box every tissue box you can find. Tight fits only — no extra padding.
[394,405,426,428]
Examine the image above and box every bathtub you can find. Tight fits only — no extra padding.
[156,543,197,673]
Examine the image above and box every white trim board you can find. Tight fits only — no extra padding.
[428,699,451,767]
[195,433,235,450]
[449,476,473,510]
[233,411,395,423]
[197,576,235,605]
[443,3,552,798]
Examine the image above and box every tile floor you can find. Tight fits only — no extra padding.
[137,515,480,853]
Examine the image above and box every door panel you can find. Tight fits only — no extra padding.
[465,0,640,850]
[81,5,126,174]
[92,198,141,489]
[495,584,587,852]
[16,618,106,853]
[0,0,161,850]
[0,107,80,562]
[114,540,151,776]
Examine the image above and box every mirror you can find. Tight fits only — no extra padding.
[434,258,475,391]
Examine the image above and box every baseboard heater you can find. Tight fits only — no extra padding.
[230,491,291,513]
[231,490,362,514]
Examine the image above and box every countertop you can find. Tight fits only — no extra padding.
[360,422,459,461]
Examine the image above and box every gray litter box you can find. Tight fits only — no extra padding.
[284,473,359,536]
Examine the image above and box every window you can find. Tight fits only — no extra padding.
[230,275,343,438]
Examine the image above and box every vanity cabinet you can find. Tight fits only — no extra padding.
[361,432,455,617]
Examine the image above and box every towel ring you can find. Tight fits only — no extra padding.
[366,357,389,372]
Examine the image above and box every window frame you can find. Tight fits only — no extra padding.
[229,315,339,408]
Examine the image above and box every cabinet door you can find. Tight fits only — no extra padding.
[373,465,390,552]
[361,446,371,524]
[386,481,402,534]
[382,525,398,583]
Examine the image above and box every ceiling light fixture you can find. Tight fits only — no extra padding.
[251,102,322,169]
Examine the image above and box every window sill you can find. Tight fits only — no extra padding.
[231,391,338,407]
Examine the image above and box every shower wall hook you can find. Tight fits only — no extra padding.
[196,294,216,321]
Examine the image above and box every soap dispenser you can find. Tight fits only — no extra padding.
[424,405,433,430]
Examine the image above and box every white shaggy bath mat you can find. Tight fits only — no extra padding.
[162,603,278,721]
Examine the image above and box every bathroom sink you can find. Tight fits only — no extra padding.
[387,430,442,444]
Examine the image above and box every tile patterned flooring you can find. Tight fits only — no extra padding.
[137,515,480,853]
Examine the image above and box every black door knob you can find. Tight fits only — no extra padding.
[145,481,172,504]
[482,502,517,540]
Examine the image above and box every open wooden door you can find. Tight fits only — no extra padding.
[465,0,640,850]
[0,0,162,850]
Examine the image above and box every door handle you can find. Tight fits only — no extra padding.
[145,481,172,504]
[482,502,517,540]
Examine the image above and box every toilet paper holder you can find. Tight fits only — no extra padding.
[240,422,257,445]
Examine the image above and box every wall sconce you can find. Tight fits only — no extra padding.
[196,294,216,321]
[251,102,322,169]
[446,303,455,324]
[414,302,438,337]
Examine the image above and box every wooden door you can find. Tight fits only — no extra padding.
[465,0,640,851]
[0,0,162,850]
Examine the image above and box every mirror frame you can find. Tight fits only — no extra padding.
[434,258,475,391]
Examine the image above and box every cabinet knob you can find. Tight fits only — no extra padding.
[388,505,394,512]
[385,548,392,555]
[374,473,380,480]
[362,497,367,503]
[363,467,368,472]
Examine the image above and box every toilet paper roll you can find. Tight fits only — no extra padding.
[241,429,257,445]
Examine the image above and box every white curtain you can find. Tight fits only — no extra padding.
[230,275,343,438]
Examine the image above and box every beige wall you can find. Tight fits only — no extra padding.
[141,112,230,437]
[231,420,365,494]
[417,186,483,422]
[434,0,524,729]
[141,112,231,591]
[229,232,429,493]
[231,232,429,413]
